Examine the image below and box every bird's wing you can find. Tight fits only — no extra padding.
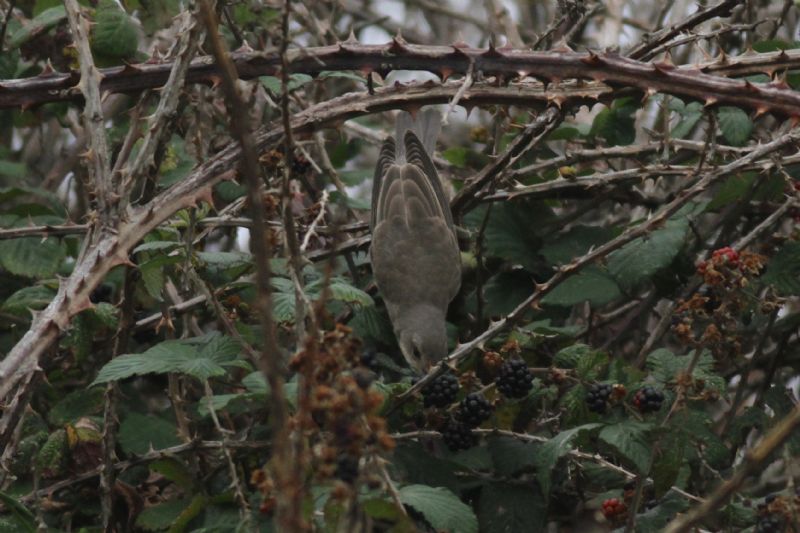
[370,136,396,232]
[404,130,455,232]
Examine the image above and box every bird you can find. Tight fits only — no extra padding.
[370,109,461,372]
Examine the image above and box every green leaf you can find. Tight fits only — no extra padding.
[136,497,193,531]
[608,205,701,289]
[0,160,27,179]
[318,70,367,83]
[482,270,534,317]
[717,106,752,146]
[650,430,686,498]
[9,6,66,48]
[150,458,194,490]
[118,413,181,455]
[478,482,547,533]
[487,436,538,476]
[633,492,689,533]
[259,73,313,93]
[92,334,242,384]
[598,421,653,474]
[48,387,105,425]
[590,97,637,146]
[0,491,36,533]
[91,0,140,63]
[540,225,613,265]
[399,485,478,533]
[534,424,601,496]
[0,236,65,278]
[542,266,621,307]
[442,147,468,168]
[465,201,554,272]
[762,241,800,295]
[670,100,703,139]
[647,349,724,391]
[1,285,56,316]
[707,172,756,211]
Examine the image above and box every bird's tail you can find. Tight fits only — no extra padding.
[395,108,441,163]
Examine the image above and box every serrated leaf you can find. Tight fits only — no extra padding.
[399,485,477,533]
[91,0,139,63]
[608,206,699,289]
[150,458,193,490]
[717,106,752,146]
[599,421,653,474]
[0,237,65,278]
[465,201,554,272]
[542,266,621,307]
[707,172,755,211]
[762,241,800,295]
[1,285,56,315]
[534,424,601,496]
[478,482,547,533]
[92,334,242,384]
[647,349,724,391]
[133,240,181,254]
[118,412,181,455]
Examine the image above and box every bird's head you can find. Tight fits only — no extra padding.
[395,304,448,372]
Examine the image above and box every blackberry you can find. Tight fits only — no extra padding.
[441,420,477,451]
[586,383,612,414]
[422,372,460,408]
[455,393,493,428]
[360,349,379,371]
[495,359,534,399]
[335,454,360,484]
[633,386,665,413]
[754,514,784,533]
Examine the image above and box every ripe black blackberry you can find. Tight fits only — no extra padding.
[586,383,612,414]
[441,420,477,451]
[754,513,784,533]
[422,372,460,408]
[495,359,534,398]
[455,393,493,428]
[335,454,360,484]
[360,349,379,371]
[633,386,665,413]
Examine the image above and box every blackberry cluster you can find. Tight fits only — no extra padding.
[633,386,665,413]
[422,372,460,408]
[586,383,612,414]
[441,420,477,451]
[495,359,534,398]
[455,393,493,428]
[754,514,784,533]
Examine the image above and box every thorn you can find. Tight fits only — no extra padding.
[580,51,604,66]
[387,35,410,55]
[754,106,769,118]
[661,51,675,67]
[715,49,728,65]
[345,29,358,45]
[235,40,254,53]
[704,96,718,108]
[743,80,760,92]
[653,61,675,73]
[482,41,504,58]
